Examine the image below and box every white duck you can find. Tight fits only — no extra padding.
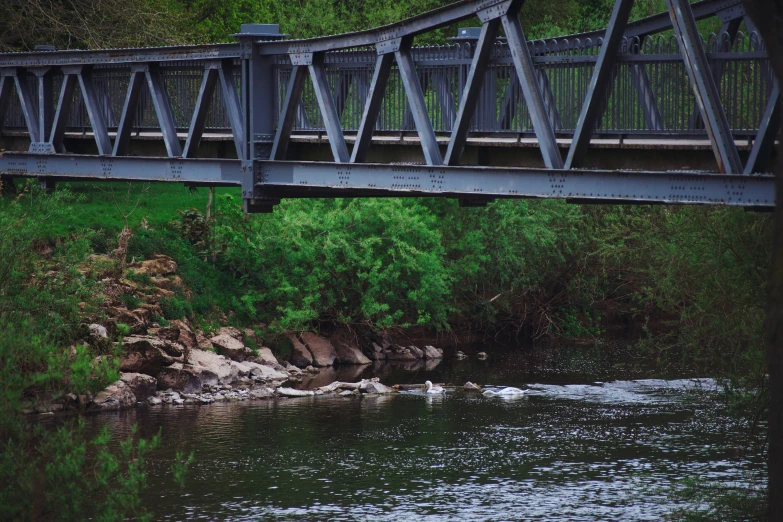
[424,380,445,394]
[482,387,526,397]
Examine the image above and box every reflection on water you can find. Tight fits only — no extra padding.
[78,346,762,521]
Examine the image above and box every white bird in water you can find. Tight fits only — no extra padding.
[425,380,445,394]
[483,387,526,397]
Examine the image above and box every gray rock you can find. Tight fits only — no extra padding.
[89,324,108,339]
[251,347,283,369]
[287,333,313,368]
[455,350,468,360]
[147,396,162,405]
[387,345,418,361]
[249,388,274,399]
[360,381,394,394]
[476,352,488,360]
[157,363,218,394]
[120,372,157,401]
[408,345,424,359]
[333,339,372,365]
[188,348,238,384]
[423,345,444,359]
[120,336,179,376]
[300,332,337,367]
[91,380,136,410]
[210,333,252,362]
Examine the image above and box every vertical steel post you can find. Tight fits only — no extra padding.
[236,24,283,212]
[0,75,11,133]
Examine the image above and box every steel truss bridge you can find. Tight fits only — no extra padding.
[0,0,777,210]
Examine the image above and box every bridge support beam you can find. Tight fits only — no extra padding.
[666,0,742,174]
[502,10,563,169]
[255,160,775,208]
[566,0,634,169]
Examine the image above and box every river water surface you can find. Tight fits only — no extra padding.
[80,346,763,521]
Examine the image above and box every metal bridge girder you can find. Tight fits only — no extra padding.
[566,0,635,169]
[309,53,350,163]
[271,64,308,160]
[396,38,443,166]
[183,64,220,158]
[445,18,501,166]
[113,69,145,157]
[502,10,564,169]
[666,0,742,174]
[350,52,394,163]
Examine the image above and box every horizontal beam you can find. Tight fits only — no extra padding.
[0,44,241,68]
[0,153,241,185]
[255,160,774,207]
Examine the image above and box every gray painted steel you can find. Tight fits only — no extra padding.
[255,160,774,207]
[666,0,742,174]
[0,0,777,212]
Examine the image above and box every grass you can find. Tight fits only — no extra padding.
[16,181,240,238]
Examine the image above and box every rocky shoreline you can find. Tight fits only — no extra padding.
[29,254,450,415]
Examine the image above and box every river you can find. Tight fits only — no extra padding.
[78,345,764,520]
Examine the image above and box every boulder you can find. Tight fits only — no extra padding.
[360,381,394,394]
[120,372,157,401]
[210,333,252,362]
[364,342,386,361]
[128,254,177,277]
[154,320,197,361]
[386,345,418,361]
[120,336,178,375]
[249,388,274,400]
[157,363,218,394]
[91,380,136,410]
[235,360,288,382]
[252,347,282,368]
[476,351,488,360]
[423,345,444,359]
[187,348,238,384]
[106,307,147,335]
[287,333,313,368]
[332,339,371,365]
[407,345,424,359]
[89,324,108,339]
[300,332,337,367]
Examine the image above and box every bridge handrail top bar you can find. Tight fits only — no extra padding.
[0,43,240,68]
[256,0,741,55]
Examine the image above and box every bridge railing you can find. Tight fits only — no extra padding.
[0,31,769,140]
[273,30,771,138]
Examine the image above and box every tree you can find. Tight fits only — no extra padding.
[743,1,783,519]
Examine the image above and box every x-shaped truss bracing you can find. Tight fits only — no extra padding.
[0,0,777,210]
